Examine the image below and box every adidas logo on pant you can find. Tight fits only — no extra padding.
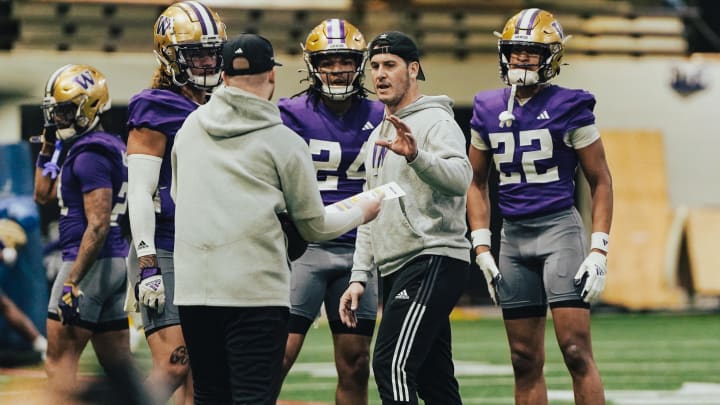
[394,289,410,300]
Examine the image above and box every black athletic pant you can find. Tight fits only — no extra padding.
[373,255,468,404]
[178,305,289,405]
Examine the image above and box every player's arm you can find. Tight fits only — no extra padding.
[466,130,502,305]
[574,134,613,303]
[127,127,166,268]
[33,140,59,204]
[65,187,113,285]
[576,138,613,246]
[466,141,493,255]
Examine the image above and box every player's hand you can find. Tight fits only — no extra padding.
[339,282,366,328]
[376,115,418,161]
[57,282,83,326]
[574,251,607,304]
[475,251,502,305]
[135,266,165,313]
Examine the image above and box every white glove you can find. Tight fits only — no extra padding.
[574,251,607,304]
[475,251,502,305]
[135,267,165,314]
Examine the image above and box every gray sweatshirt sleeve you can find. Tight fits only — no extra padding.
[349,222,374,284]
[408,120,472,196]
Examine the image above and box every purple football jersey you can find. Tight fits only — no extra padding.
[58,131,129,261]
[278,95,384,242]
[471,85,596,219]
[127,89,199,251]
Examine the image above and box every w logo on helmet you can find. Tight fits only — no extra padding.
[156,15,173,36]
[73,70,95,90]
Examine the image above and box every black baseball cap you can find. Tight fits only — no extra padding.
[222,33,282,76]
[368,31,425,80]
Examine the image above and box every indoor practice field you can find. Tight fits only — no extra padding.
[0,311,718,405]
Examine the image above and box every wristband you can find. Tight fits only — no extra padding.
[471,228,492,248]
[36,154,51,169]
[139,266,162,279]
[590,232,609,253]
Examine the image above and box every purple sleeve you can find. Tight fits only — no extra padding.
[73,151,113,193]
[564,90,596,131]
[127,90,197,136]
[278,97,309,141]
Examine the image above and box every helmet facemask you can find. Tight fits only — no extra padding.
[499,42,556,86]
[307,50,366,101]
[169,41,224,90]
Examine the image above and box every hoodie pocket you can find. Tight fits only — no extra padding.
[374,197,424,264]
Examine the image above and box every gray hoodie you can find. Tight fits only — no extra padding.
[171,85,324,307]
[351,95,472,282]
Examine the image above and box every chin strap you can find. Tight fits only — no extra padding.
[498,84,517,128]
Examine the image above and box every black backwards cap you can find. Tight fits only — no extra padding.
[368,31,425,80]
[222,33,282,76]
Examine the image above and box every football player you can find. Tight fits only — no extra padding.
[125,1,226,403]
[277,18,384,403]
[466,8,613,405]
[33,64,137,398]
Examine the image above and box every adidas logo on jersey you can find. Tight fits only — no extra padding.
[362,121,375,131]
[537,110,550,120]
[395,289,410,300]
[137,240,149,250]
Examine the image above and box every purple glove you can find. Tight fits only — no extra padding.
[41,140,63,179]
[57,282,82,325]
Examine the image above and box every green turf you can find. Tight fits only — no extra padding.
[279,312,720,404]
[3,312,718,404]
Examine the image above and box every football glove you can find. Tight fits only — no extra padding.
[57,282,83,326]
[475,251,502,305]
[278,212,308,261]
[135,266,165,313]
[574,251,607,304]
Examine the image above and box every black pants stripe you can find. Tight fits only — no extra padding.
[374,255,468,404]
